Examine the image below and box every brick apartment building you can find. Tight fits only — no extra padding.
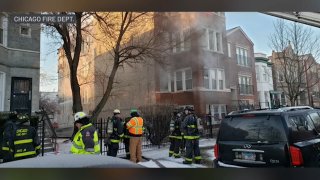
[270,45,320,107]
[58,12,257,127]
[155,13,257,120]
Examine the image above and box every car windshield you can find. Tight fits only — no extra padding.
[219,115,287,142]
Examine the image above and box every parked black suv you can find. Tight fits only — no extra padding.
[213,109,320,167]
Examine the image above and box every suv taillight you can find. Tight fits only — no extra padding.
[214,144,219,159]
[289,146,304,166]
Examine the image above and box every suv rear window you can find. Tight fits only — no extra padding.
[287,115,318,143]
[219,115,287,142]
[308,112,320,133]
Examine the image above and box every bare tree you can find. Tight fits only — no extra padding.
[45,12,93,113]
[47,12,196,123]
[40,93,59,115]
[270,20,320,106]
[89,12,194,121]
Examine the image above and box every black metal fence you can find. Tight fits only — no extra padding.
[199,115,220,138]
[93,118,164,156]
[93,117,217,156]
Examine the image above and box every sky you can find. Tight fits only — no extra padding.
[39,12,320,92]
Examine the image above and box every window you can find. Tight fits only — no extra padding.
[81,39,85,53]
[212,69,217,90]
[171,29,191,53]
[203,69,225,90]
[264,91,269,103]
[309,112,320,132]
[208,29,214,51]
[263,66,268,82]
[219,116,287,142]
[169,68,193,92]
[207,104,227,122]
[0,16,3,44]
[218,70,224,90]
[160,72,170,92]
[205,29,222,53]
[176,71,183,91]
[20,24,31,37]
[227,43,231,57]
[288,115,318,143]
[281,92,286,105]
[238,75,252,95]
[183,29,191,50]
[170,72,174,92]
[255,65,260,82]
[204,69,209,89]
[236,47,249,67]
[216,32,222,52]
[0,72,4,111]
[185,69,193,90]
[175,32,181,52]
[278,72,284,82]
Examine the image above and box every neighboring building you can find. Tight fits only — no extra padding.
[58,12,257,127]
[226,26,258,112]
[0,13,40,114]
[255,53,274,109]
[270,45,320,107]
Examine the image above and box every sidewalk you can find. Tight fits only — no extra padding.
[138,138,216,168]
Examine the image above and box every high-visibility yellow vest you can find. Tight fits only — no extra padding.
[70,123,100,154]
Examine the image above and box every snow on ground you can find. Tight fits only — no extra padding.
[43,138,216,168]
[141,147,207,168]
[205,149,215,161]
[199,138,216,148]
[138,160,160,168]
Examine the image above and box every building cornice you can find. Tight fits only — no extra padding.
[0,44,40,54]
[0,62,40,70]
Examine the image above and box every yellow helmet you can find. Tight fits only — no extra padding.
[74,112,87,122]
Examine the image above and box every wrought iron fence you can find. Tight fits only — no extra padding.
[93,118,164,156]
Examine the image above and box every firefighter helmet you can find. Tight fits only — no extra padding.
[130,109,138,113]
[113,109,121,114]
[74,112,87,122]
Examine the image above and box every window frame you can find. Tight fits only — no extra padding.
[19,23,31,37]
[227,43,231,57]
[166,68,193,92]
[278,71,284,82]
[238,75,253,95]
[0,16,3,45]
[170,28,191,54]
[205,28,223,53]
[203,68,225,91]
[288,115,318,143]
[207,104,227,122]
[236,46,250,67]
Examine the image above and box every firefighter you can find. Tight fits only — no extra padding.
[126,109,144,163]
[70,112,100,154]
[169,110,182,158]
[1,113,40,162]
[1,111,18,162]
[180,107,189,155]
[123,117,131,159]
[182,107,202,164]
[106,109,124,157]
